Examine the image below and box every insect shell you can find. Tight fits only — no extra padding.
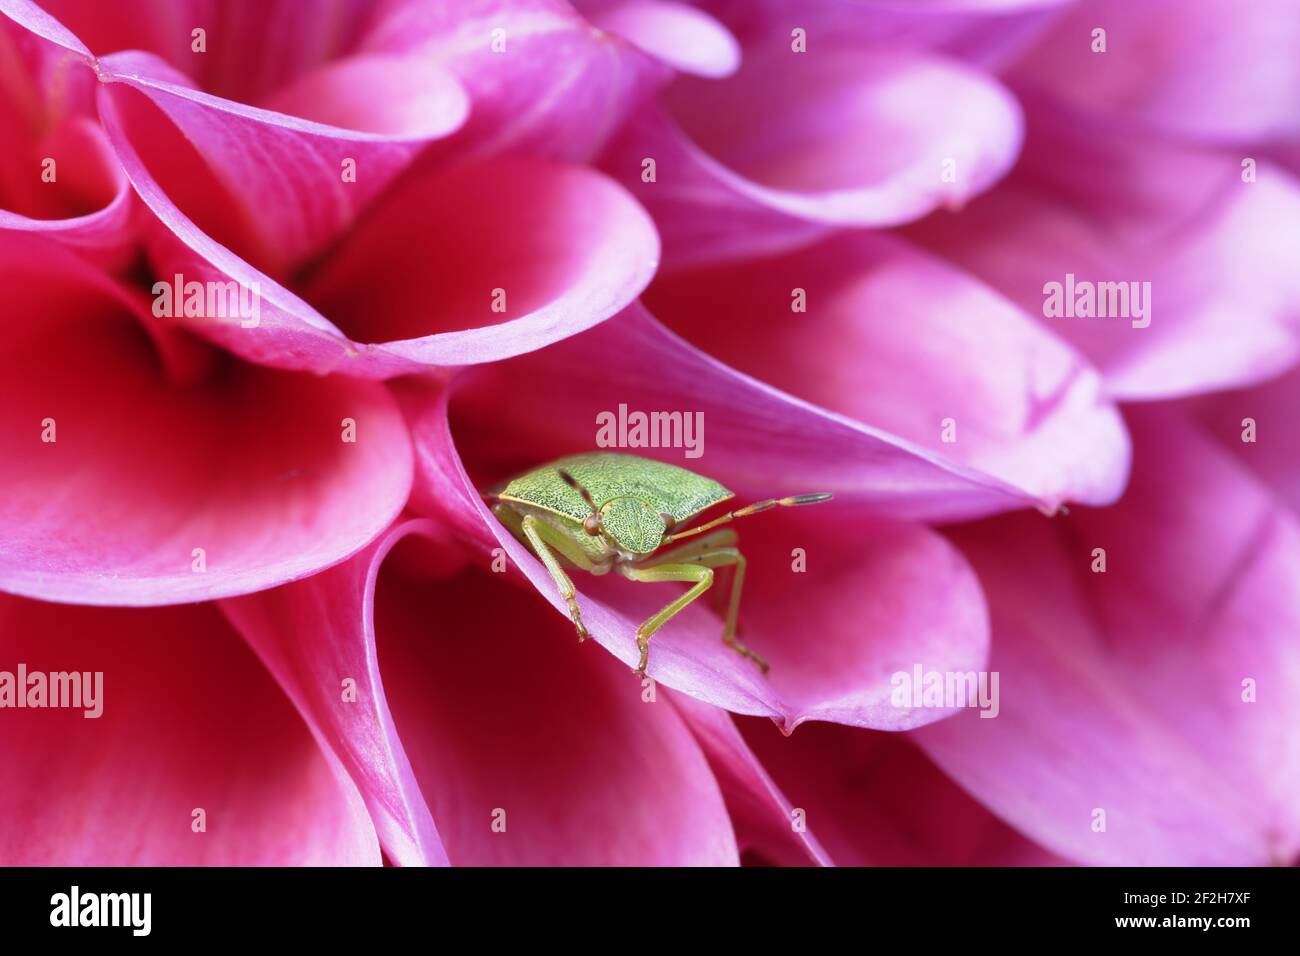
[484,451,831,676]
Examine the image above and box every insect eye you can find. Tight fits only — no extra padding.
[582,514,602,536]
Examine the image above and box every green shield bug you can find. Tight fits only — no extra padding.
[484,452,832,676]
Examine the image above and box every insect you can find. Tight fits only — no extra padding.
[484,452,832,676]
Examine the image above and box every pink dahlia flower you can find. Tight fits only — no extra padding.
[0,0,1297,868]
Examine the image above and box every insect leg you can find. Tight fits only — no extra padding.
[520,514,593,642]
[616,562,714,676]
[623,549,766,674]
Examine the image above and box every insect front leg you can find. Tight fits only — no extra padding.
[617,562,713,676]
[520,514,594,642]
[623,548,767,674]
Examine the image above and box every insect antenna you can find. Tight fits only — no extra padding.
[557,469,604,535]
[662,492,833,544]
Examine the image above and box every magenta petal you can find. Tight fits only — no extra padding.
[360,0,664,161]
[0,0,90,57]
[98,80,658,375]
[917,408,1300,865]
[221,522,451,867]
[0,15,133,264]
[577,0,741,78]
[441,304,1035,522]
[738,718,1069,866]
[1009,0,1300,143]
[228,518,739,865]
[647,233,1130,508]
[374,539,739,865]
[911,104,1300,399]
[0,237,413,604]
[0,596,378,865]
[95,49,466,272]
[399,365,992,731]
[1181,367,1300,516]
[669,693,831,865]
[601,42,1022,266]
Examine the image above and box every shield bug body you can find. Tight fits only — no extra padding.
[485,452,831,676]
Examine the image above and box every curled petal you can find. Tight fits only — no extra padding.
[601,43,1022,266]
[0,237,413,604]
[436,304,1036,522]
[575,0,741,78]
[228,520,739,866]
[96,49,467,273]
[0,14,133,263]
[360,0,665,161]
[646,233,1130,508]
[0,596,379,865]
[99,81,658,376]
[398,362,993,731]
[910,106,1300,399]
[917,408,1300,865]
[1009,0,1300,144]
[668,691,829,866]
[739,717,1070,866]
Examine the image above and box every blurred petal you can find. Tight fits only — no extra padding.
[910,105,1300,399]
[740,718,1070,866]
[1009,0,1300,144]
[918,407,1300,865]
[1179,366,1300,516]
[0,236,413,604]
[601,41,1022,266]
[646,232,1130,508]
[576,0,740,78]
[361,0,664,161]
[398,366,993,731]
[0,596,378,865]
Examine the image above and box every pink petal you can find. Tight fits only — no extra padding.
[221,522,452,867]
[669,692,830,865]
[917,407,1300,865]
[398,353,993,731]
[646,232,1130,508]
[0,14,133,263]
[435,304,1036,522]
[0,236,413,604]
[98,81,658,375]
[600,41,1022,266]
[909,105,1300,399]
[739,717,1070,866]
[360,0,665,162]
[231,519,739,865]
[1009,0,1300,144]
[576,0,741,78]
[96,48,467,274]
[699,0,1071,68]
[0,595,378,865]
[1179,366,1300,516]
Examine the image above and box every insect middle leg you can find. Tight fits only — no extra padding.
[618,547,766,675]
[519,514,595,642]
